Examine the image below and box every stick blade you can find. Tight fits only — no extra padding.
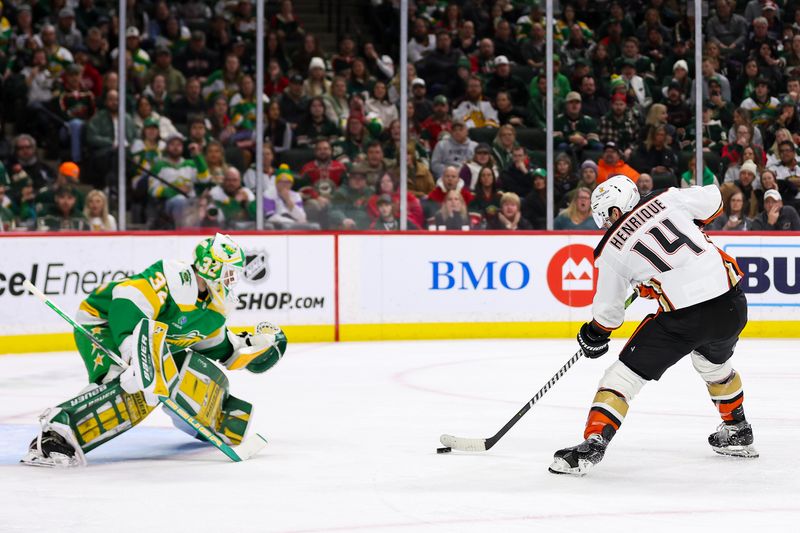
[233,433,268,461]
[439,434,487,452]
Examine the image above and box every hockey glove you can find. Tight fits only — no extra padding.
[224,321,287,373]
[577,322,611,359]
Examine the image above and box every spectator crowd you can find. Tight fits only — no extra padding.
[0,0,798,232]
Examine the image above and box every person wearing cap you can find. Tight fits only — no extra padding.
[420,95,453,151]
[662,59,691,100]
[174,30,218,79]
[55,7,82,50]
[599,93,640,159]
[109,26,151,79]
[453,75,498,129]
[484,55,527,106]
[751,188,800,230]
[741,77,780,126]
[618,54,652,110]
[430,119,477,178]
[329,164,373,229]
[370,193,413,231]
[277,72,309,128]
[663,81,691,136]
[130,117,165,203]
[302,56,330,98]
[264,164,309,229]
[148,131,210,227]
[58,64,97,163]
[458,142,498,191]
[145,46,186,95]
[597,142,639,185]
[35,161,85,214]
[410,78,433,122]
[554,91,602,153]
[708,0,749,58]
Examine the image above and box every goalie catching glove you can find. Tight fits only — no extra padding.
[224,321,287,373]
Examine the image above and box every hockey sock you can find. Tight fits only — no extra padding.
[584,388,629,440]
[706,371,746,424]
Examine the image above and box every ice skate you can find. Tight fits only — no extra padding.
[21,431,82,468]
[549,433,609,476]
[709,420,759,458]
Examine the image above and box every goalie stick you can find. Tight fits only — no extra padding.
[23,279,268,463]
[439,291,639,453]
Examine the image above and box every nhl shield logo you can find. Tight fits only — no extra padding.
[244,250,270,283]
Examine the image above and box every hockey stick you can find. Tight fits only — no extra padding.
[439,291,639,453]
[23,279,268,462]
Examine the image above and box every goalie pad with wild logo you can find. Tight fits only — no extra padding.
[165,352,254,446]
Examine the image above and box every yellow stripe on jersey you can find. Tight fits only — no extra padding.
[113,278,163,318]
[78,300,101,318]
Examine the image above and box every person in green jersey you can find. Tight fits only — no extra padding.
[22,233,287,467]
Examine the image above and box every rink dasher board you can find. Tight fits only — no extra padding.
[1,231,798,353]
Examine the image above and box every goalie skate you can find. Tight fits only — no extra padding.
[548,433,609,476]
[21,431,84,468]
[709,420,759,458]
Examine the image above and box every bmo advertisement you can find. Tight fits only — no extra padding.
[337,233,799,340]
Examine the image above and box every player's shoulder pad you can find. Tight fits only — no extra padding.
[162,259,198,307]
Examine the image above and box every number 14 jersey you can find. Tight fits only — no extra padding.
[592,185,743,330]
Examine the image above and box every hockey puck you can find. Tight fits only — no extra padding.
[437,447,452,454]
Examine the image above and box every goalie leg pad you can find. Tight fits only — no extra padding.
[21,381,156,466]
[167,352,255,446]
[119,318,180,406]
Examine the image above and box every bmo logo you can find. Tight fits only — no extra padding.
[547,245,597,307]
[429,261,531,290]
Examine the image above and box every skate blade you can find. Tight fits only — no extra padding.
[548,457,592,476]
[711,444,759,458]
[20,451,83,468]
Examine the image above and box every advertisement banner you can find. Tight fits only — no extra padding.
[1,232,797,352]
[338,233,800,340]
[0,235,335,339]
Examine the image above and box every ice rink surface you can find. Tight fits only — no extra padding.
[1,338,798,533]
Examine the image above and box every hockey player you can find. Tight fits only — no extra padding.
[549,176,757,476]
[22,233,287,467]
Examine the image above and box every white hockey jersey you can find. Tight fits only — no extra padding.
[592,185,743,330]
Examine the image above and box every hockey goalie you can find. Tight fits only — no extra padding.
[22,233,287,467]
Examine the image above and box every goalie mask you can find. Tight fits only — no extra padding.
[193,233,246,305]
[591,175,640,229]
